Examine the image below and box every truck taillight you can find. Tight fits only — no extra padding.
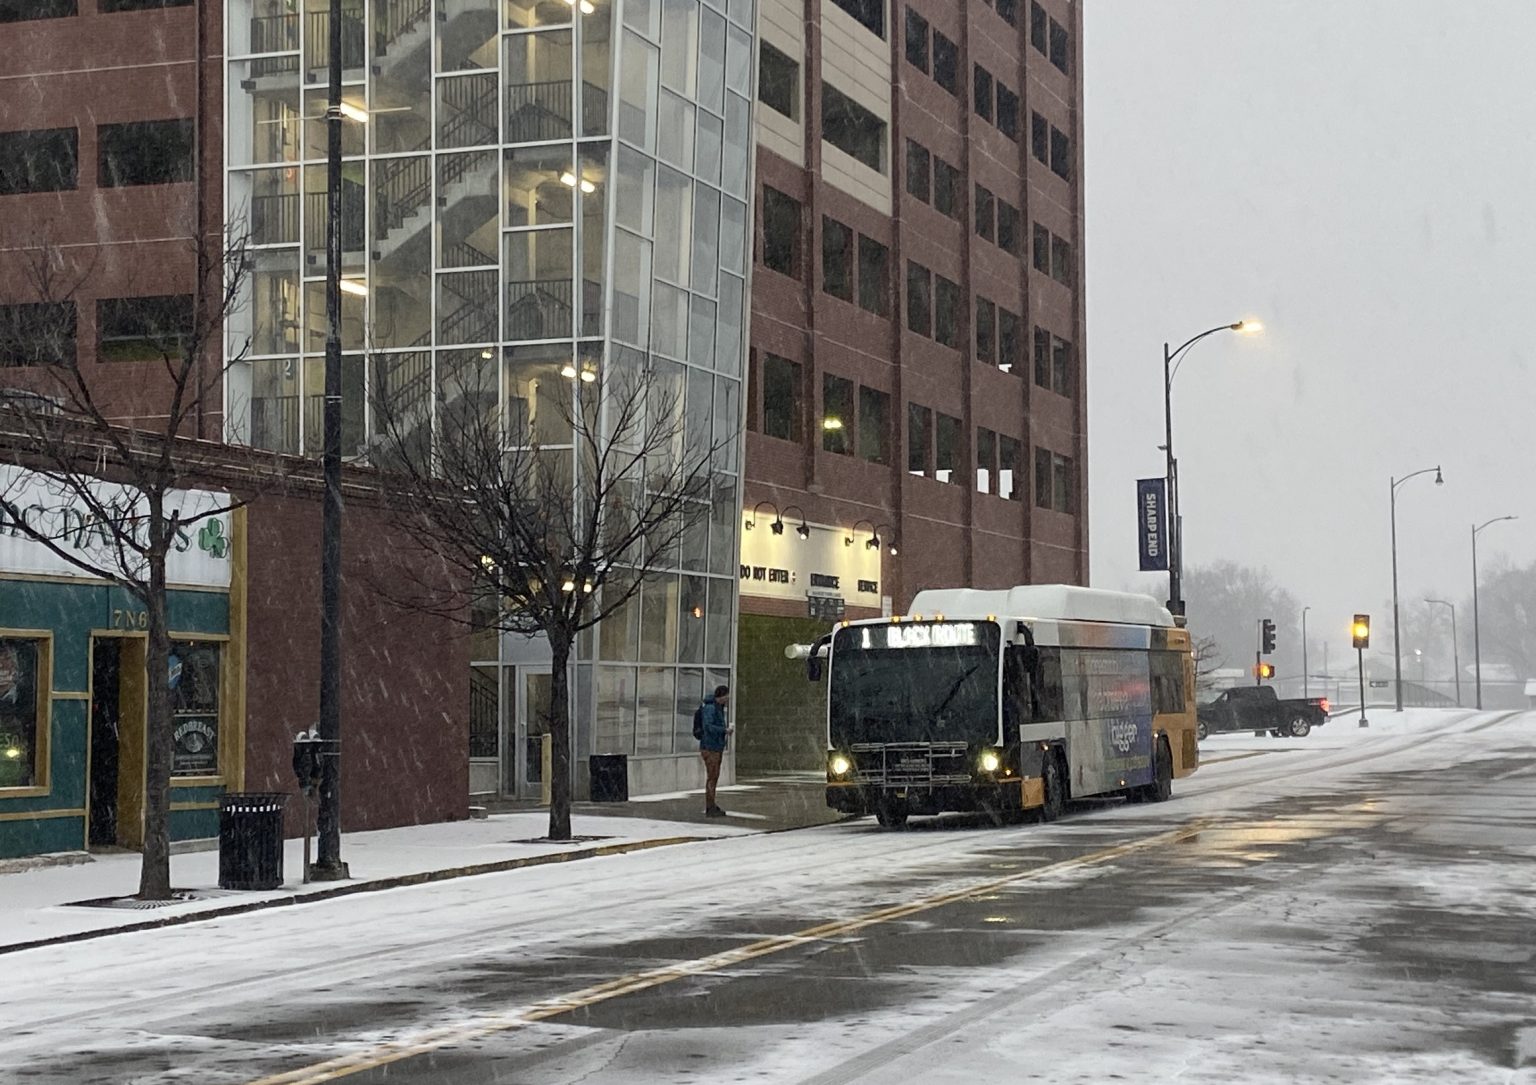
[1320,698,1330,714]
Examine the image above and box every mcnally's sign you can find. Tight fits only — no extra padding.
[738,517,881,611]
[0,465,233,589]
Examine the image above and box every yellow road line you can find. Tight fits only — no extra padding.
[243,821,1207,1085]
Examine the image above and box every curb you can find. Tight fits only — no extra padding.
[0,835,706,958]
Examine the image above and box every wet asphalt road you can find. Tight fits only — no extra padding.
[7,711,1536,1084]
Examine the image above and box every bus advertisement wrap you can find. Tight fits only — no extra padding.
[1069,650,1155,794]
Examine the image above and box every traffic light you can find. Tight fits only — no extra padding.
[1255,662,1276,680]
[1261,618,1276,654]
[1352,614,1371,650]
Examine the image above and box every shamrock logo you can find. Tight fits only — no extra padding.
[198,519,230,559]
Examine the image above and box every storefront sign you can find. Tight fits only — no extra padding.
[172,714,219,775]
[0,465,233,588]
[738,518,881,611]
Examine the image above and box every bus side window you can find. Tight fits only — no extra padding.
[1032,648,1065,722]
[1003,647,1032,730]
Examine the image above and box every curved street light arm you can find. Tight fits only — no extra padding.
[1391,465,1443,494]
[1474,514,1518,537]
[1167,322,1247,387]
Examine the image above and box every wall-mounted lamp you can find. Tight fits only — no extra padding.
[846,518,877,547]
[746,500,780,532]
[874,523,898,556]
[781,504,810,539]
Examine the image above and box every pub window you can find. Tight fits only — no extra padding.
[904,6,929,72]
[858,235,890,316]
[1032,222,1051,273]
[1049,17,1070,73]
[999,434,1022,499]
[170,641,221,777]
[935,412,961,483]
[98,118,195,187]
[975,296,996,366]
[1051,234,1074,285]
[859,385,890,465]
[0,638,45,790]
[933,157,961,219]
[996,85,1019,141]
[822,216,854,301]
[758,43,800,120]
[905,261,931,337]
[905,139,931,203]
[830,0,883,38]
[97,294,195,362]
[933,32,959,96]
[0,127,78,195]
[1032,112,1049,163]
[0,301,76,367]
[907,402,932,476]
[762,186,802,277]
[823,373,855,454]
[0,0,75,20]
[976,427,997,494]
[762,353,803,441]
[998,308,1020,373]
[974,184,995,242]
[822,84,886,173]
[997,200,1020,255]
[934,275,961,349]
[973,66,994,122]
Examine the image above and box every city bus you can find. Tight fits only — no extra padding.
[794,585,1198,828]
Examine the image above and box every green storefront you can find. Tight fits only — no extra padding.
[1,468,245,860]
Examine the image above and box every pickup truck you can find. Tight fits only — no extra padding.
[1196,686,1330,740]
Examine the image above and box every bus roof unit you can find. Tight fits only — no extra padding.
[906,585,1175,628]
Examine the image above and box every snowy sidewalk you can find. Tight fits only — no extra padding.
[0,811,757,954]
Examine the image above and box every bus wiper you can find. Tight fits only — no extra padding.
[930,665,979,719]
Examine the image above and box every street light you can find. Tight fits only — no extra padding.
[1301,605,1311,700]
[1389,466,1443,712]
[1472,515,1517,710]
[1162,319,1262,622]
[1424,597,1460,707]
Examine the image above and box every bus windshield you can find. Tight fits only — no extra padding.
[829,622,1001,746]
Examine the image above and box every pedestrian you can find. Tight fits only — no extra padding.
[696,684,731,816]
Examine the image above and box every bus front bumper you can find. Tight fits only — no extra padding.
[826,780,1021,816]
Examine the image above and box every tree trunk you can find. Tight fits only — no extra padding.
[138,555,174,900]
[546,633,572,841]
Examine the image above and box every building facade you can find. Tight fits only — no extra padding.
[735,0,1087,772]
[221,0,757,799]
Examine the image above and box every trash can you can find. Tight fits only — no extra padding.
[218,792,287,890]
[589,754,628,802]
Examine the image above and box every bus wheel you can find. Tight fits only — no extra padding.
[874,801,908,829]
[1196,721,1208,742]
[1145,737,1174,803]
[1039,750,1066,822]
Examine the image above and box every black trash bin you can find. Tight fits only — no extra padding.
[218,792,286,890]
[589,755,628,802]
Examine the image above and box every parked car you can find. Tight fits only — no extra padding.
[1196,686,1330,740]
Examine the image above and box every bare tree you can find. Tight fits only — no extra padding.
[371,349,729,840]
[1191,634,1224,695]
[0,231,269,899]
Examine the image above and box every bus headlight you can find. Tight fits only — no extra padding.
[978,749,1001,774]
[829,754,852,778]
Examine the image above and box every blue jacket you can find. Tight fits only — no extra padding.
[698,699,729,752]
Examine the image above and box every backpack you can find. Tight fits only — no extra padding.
[692,703,705,740]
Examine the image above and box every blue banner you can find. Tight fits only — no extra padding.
[1137,478,1168,572]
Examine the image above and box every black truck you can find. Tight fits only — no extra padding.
[1196,686,1330,740]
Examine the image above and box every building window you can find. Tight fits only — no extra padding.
[762,186,801,277]
[823,217,854,301]
[0,638,45,790]
[975,296,996,366]
[859,235,890,316]
[762,353,803,441]
[0,301,75,367]
[0,128,78,195]
[995,0,1016,27]
[0,0,74,21]
[935,412,960,483]
[997,201,1020,255]
[996,85,1019,140]
[97,294,194,362]
[823,373,855,454]
[974,184,994,242]
[934,276,961,349]
[933,158,960,219]
[1034,332,1075,397]
[973,66,993,122]
[1051,125,1072,179]
[170,641,221,777]
[98,118,194,187]
[1049,17,1071,73]
[905,262,931,337]
[822,85,885,173]
[1032,222,1051,273]
[905,139,931,203]
[1032,112,1048,163]
[1034,326,1052,387]
[1051,234,1073,285]
[999,436,1022,499]
[933,32,959,96]
[99,0,192,10]
[1030,1,1047,53]
[758,43,800,120]
[999,309,1020,373]
[904,7,929,72]
[1035,448,1075,512]
[907,402,932,476]
[976,427,997,494]
[830,0,884,38]
[859,386,890,464]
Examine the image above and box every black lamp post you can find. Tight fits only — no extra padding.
[1472,515,1517,710]
[1389,466,1443,713]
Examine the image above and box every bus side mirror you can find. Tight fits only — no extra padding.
[807,658,822,682]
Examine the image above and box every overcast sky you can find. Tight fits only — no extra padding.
[1084,0,1536,651]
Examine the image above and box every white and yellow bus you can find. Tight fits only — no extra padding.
[798,586,1198,828]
